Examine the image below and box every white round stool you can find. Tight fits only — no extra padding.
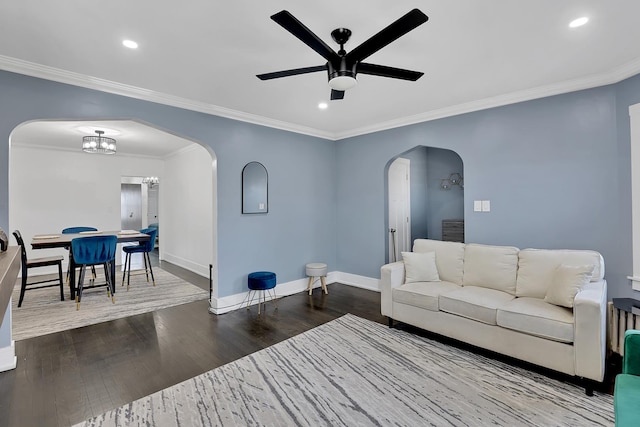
[306,262,328,295]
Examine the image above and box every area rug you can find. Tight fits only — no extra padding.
[76,314,614,427]
[12,268,208,341]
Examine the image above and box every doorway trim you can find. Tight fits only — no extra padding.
[388,157,411,263]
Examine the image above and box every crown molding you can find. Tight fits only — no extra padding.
[3,54,640,142]
[334,57,640,140]
[0,55,335,141]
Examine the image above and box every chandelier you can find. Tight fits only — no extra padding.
[82,130,116,154]
[143,176,159,188]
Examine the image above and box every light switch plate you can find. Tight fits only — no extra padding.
[474,200,482,212]
[482,200,491,212]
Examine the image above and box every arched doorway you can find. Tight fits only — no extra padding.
[385,145,464,263]
[7,119,218,298]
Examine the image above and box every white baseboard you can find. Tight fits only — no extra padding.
[209,271,379,315]
[332,271,381,292]
[209,275,311,315]
[162,252,209,277]
[0,340,17,372]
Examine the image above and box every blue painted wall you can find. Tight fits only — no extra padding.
[0,70,336,299]
[336,83,640,299]
[2,69,640,301]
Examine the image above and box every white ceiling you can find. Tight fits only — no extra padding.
[2,1,640,144]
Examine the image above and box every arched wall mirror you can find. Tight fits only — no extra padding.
[242,161,268,214]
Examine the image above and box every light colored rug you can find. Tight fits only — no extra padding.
[76,314,614,427]
[12,268,208,341]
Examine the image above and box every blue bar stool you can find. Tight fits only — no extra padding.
[122,227,158,290]
[244,271,277,314]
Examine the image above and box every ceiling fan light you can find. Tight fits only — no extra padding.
[328,76,357,91]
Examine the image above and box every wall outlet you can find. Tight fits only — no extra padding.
[259,203,265,210]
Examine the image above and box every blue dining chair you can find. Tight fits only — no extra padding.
[62,226,98,285]
[71,235,117,310]
[122,227,157,290]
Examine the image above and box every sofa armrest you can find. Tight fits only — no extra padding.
[623,330,640,376]
[573,279,607,382]
[381,261,405,317]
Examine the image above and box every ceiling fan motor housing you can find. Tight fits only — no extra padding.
[327,58,357,81]
[327,58,358,90]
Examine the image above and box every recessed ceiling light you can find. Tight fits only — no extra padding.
[569,17,589,28]
[122,39,138,49]
[318,102,328,110]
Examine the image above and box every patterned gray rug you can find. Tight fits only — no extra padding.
[76,314,614,427]
[12,268,208,341]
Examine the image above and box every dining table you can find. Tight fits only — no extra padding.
[30,230,151,299]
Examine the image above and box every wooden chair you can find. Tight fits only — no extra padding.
[12,230,64,307]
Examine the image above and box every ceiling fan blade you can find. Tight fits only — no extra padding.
[346,9,428,63]
[331,89,345,100]
[271,10,340,63]
[358,63,424,81]
[257,65,326,80]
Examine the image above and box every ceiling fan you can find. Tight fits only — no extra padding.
[257,9,428,100]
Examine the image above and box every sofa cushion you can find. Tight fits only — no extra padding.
[544,264,594,308]
[462,243,519,295]
[439,286,515,325]
[496,297,574,343]
[413,239,464,285]
[392,281,461,311]
[401,251,440,283]
[516,248,605,298]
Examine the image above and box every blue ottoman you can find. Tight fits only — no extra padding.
[245,271,277,314]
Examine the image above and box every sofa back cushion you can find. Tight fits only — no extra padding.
[413,239,464,285]
[462,243,519,294]
[516,249,605,298]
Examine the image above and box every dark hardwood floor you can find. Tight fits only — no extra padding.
[0,258,385,427]
[0,253,618,426]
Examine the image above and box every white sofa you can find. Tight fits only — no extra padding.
[381,239,607,388]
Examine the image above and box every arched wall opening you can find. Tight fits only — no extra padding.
[7,118,218,298]
[384,145,464,263]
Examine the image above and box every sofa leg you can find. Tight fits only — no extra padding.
[582,378,596,396]
[388,317,394,328]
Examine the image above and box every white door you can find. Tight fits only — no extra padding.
[121,183,142,231]
[388,158,411,262]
